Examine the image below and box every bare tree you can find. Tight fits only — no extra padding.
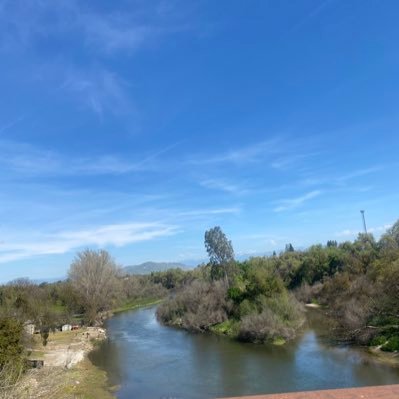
[68,249,120,324]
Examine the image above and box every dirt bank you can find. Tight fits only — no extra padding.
[32,327,106,369]
[10,327,115,399]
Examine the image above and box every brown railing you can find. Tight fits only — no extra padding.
[219,384,399,399]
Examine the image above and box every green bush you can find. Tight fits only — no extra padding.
[227,287,243,303]
[0,318,26,387]
[381,335,399,352]
[210,320,238,336]
[369,335,387,346]
[0,318,24,367]
[369,315,399,327]
[238,299,255,318]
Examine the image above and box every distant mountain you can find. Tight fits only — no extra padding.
[123,261,191,275]
[33,277,65,284]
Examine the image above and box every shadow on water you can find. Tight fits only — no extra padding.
[89,338,123,388]
[90,306,399,399]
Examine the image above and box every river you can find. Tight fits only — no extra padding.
[90,306,399,399]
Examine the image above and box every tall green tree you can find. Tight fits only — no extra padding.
[0,318,25,387]
[285,243,295,252]
[204,226,235,286]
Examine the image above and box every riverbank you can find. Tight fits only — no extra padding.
[9,327,115,399]
[368,345,399,368]
[305,306,399,369]
[11,298,164,398]
[112,298,163,314]
[11,356,115,399]
[165,305,399,368]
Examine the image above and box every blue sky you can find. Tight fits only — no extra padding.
[1,0,399,282]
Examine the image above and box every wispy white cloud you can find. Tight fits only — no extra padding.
[0,139,180,176]
[335,229,356,238]
[286,0,335,34]
[299,165,385,188]
[0,0,188,55]
[190,138,283,165]
[200,179,248,195]
[176,207,241,218]
[79,1,191,55]
[271,152,321,170]
[0,115,26,135]
[335,223,393,238]
[336,166,384,183]
[0,0,192,118]
[274,190,322,212]
[60,66,134,118]
[0,140,59,175]
[0,222,178,263]
[189,136,324,172]
[83,14,155,54]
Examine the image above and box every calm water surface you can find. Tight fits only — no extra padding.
[90,306,399,399]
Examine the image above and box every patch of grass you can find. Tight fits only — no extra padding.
[50,301,68,314]
[210,320,238,337]
[272,337,286,346]
[27,350,45,359]
[14,358,115,399]
[62,358,116,399]
[369,315,399,327]
[381,335,399,352]
[42,330,84,346]
[30,329,88,351]
[370,335,387,347]
[112,298,163,314]
[72,314,84,324]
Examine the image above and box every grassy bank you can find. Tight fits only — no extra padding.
[112,297,163,314]
[8,357,115,399]
[62,357,116,399]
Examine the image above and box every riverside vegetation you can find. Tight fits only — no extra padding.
[1,220,399,396]
[157,222,399,352]
[0,250,182,398]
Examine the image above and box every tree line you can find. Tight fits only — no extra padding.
[1,219,399,389]
[0,250,180,389]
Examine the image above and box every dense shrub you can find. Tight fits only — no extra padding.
[294,282,323,303]
[122,275,167,301]
[238,299,256,318]
[158,256,309,342]
[238,293,304,342]
[238,308,283,342]
[0,318,25,388]
[369,335,387,346]
[156,280,232,331]
[242,259,285,300]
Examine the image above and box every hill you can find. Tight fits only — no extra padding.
[123,261,191,275]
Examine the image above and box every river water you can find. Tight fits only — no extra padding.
[90,306,399,399]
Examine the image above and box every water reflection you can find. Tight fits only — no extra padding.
[91,306,399,399]
[89,337,123,388]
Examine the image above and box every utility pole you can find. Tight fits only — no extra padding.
[360,210,368,234]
